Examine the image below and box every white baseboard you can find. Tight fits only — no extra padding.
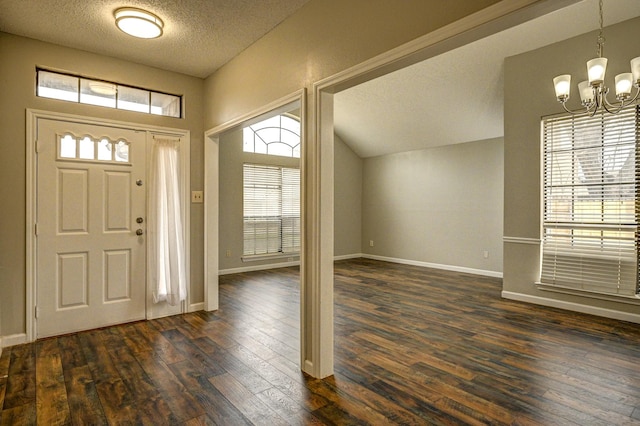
[1,333,28,348]
[218,254,503,279]
[502,291,640,324]
[362,254,503,278]
[219,260,301,275]
[334,253,364,261]
[189,302,204,312]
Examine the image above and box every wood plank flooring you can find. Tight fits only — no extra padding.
[1,258,640,425]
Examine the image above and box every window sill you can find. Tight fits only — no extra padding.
[242,253,300,263]
[536,282,640,305]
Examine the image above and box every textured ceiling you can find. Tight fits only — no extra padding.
[334,0,640,158]
[0,0,310,78]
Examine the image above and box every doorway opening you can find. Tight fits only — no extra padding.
[204,91,305,369]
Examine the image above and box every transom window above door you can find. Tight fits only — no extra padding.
[243,114,300,158]
[36,69,182,118]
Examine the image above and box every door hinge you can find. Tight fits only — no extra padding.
[34,223,38,236]
[36,140,41,153]
[35,306,39,319]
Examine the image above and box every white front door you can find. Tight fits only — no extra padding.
[36,118,147,338]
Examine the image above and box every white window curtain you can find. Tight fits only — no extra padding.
[149,138,186,305]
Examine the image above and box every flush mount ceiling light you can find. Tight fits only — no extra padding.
[114,7,163,39]
[552,0,640,116]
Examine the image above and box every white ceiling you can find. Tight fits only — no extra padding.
[0,0,310,78]
[334,0,640,158]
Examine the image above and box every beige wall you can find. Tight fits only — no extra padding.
[503,17,640,316]
[218,125,300,271]
[0,32,205,336]
[334,134,363,257]
[203,0,501,129]
[1,0,563,341]
[362,138,504,274]
[202,1,509,374]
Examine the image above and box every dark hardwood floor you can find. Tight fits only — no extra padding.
[1,258,640,425]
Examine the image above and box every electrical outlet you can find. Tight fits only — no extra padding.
[226,249,231,257]
[191,190,204,203]
[483,250,489,259]
[369,240,374,247]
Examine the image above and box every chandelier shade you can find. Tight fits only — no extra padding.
[632,57,640,84]
[615,73,633,99]
[553,75,571,101]
[586,57,607,85]
[578,80,593,104]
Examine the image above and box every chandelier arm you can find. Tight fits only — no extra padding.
[601,86,640,114]
[589,98,601,117]
[601,90,621,112]
[601,100,622,114]
[560,101,596,116]
[594,91,625,115]
[627,86,640,104]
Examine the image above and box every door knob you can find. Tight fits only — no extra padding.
[136,217,144,223]
[136,229,144,236]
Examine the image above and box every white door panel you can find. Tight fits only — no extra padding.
[36,119,146,338]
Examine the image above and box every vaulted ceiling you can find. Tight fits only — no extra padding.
[334,0,640,158]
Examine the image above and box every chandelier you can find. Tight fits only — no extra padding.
[552,0,640,115]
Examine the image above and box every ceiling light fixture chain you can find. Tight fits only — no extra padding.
[552,0,640,116]
[596,0,605,58]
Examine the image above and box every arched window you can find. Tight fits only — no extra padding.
[243,114,300,158]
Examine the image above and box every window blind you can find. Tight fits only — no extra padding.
[281,166,301,253]
[243,164,300,256]
[541,106,639,296]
